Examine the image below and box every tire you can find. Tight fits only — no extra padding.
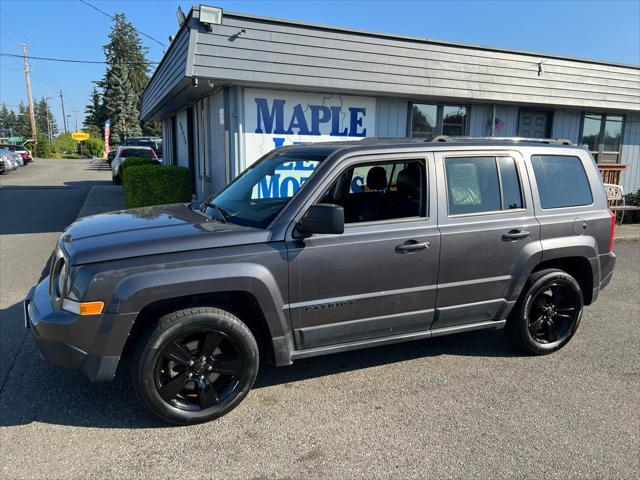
[505,269,584,355]
[132,307,259,425]
[112,174,120,185]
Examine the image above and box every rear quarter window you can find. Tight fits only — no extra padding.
[531,155,593,209]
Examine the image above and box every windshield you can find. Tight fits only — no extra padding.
[119,148,155,159]
[203,150,327,228]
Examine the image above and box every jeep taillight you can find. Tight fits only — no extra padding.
[608,210,615,253]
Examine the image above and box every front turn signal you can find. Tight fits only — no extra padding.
[79,301,105,315]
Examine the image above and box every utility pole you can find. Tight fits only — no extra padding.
[59,90,68,134]
[22,44,37,147]
[72,111,79,131]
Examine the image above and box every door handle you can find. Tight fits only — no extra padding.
[395,241,430,253]
[502,229,530,241]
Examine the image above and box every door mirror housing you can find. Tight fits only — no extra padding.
[295,204,344,238]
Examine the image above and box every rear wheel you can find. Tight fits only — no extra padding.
[132,307,259,425]
[505,269,583,354]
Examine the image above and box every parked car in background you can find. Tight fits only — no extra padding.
[25,137,616,425]
[120,137,163,160]
[0,154,6,174]
[111,146,160,184]
[0,144,33,164]
[106,147,119,166]
[0,148,19,171]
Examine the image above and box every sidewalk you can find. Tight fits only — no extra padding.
[615,223,640,242]
[76,185,125,219]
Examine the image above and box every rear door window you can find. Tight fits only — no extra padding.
[445,156,524,215]
[531,155,592,209]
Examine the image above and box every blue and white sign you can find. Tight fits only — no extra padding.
[244,88,376,166]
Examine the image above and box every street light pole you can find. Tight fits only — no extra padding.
[59,91,68,134]
[44,97,53,144]
[22,44,38,150]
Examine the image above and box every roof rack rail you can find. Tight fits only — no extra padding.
[427,136,573,146]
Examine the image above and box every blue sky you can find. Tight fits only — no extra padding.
[1,0,639,130]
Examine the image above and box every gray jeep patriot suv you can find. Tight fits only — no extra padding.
[25,137,616,424]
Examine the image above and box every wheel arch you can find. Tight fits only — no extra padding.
[531,256,594,305]
[112,263,294,366]
[122,290,284,364]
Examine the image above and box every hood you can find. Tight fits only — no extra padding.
[61,203,270,265]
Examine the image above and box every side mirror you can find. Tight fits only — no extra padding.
[295,204,344,238]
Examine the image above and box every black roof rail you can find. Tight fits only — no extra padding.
[429,136,574,145]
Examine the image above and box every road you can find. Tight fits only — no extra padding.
[1,159,639,479]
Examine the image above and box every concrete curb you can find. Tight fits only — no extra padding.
[76,185,125,219]
[614,224,640,242]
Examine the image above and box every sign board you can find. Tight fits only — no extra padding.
[244,89,375,199]
[71,131,90,141]
[7,137,23,143]
[244,88,375,166]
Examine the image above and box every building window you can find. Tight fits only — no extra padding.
[410,104,467,138]
[580,113,624,163]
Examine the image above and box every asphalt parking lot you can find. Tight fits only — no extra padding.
[1,159,639,479]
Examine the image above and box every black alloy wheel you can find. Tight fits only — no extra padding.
[155,330,243,411]
[133,307,259,425]
[527,282,580,345]
[505,269,584,354]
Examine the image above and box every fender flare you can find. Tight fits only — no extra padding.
[108,263,294,365]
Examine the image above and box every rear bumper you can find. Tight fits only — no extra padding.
[25,278,135,383]
[591,251,616,303]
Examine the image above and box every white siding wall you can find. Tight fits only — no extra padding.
[551,110,581,142]
[620,113,640,194]
[467,104,518,136]
[208,89,227,194]
[175,109,189,168]
[375,97,408,137]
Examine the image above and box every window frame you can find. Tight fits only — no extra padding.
[579,112,625,164]
[409,103,469,138]
[322,158,429,226]
[530,154,594,211]
[443,154,526,218]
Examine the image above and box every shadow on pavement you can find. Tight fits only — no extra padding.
[0,310,519,430]
[0,180,111,235]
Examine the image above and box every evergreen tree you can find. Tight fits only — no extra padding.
[83,86,106,130]
[34,97,58,139]
[97,13,150,140]
[17,102,31,138]
[104,61,142,142]
[0,103,12,137]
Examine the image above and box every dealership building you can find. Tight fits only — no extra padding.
[141,5,640,200]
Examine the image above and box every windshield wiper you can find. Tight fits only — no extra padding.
[205,202,230,224]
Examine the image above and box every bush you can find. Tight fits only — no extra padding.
[120,157,160,184]
[51,133,77,155]
[622,189,640,224]
[83,136,105,157]
[123,165,192,208]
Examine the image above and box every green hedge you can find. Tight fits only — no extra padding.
[120,157,160,184]
[123,165,192,208]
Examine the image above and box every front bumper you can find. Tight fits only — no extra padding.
[25,278,136,383]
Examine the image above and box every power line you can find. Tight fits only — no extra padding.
[0,52,158,65]
[79,0,166,48]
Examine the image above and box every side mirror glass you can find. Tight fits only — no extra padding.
[295,204,344,238]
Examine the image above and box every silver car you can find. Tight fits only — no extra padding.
[0,149,19,171]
